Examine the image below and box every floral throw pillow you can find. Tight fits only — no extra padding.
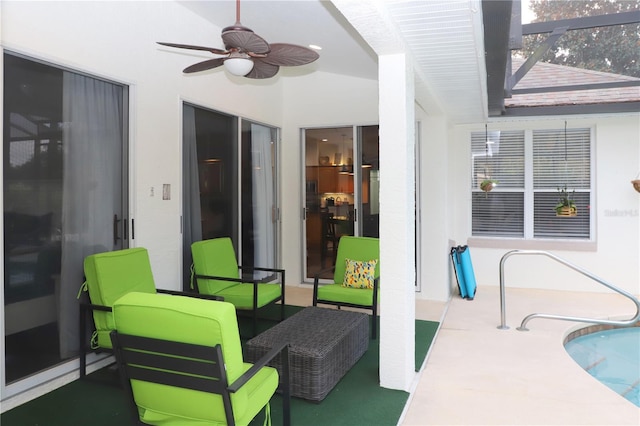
[342,258,378,289]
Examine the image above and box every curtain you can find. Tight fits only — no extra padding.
[59,72,123,358]
[182,105,202,289]
[250,123,275,275]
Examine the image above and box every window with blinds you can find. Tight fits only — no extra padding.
[471,127,592,240]
[471,130,525,237]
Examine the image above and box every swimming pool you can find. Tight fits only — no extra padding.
[565,325,640,407]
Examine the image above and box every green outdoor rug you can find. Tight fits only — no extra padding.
[1,305,438,426]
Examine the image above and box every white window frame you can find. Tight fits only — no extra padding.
[469,126,596,250]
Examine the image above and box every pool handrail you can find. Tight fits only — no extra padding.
[498,249,640,331]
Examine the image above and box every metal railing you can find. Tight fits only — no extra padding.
[498,249,640,331]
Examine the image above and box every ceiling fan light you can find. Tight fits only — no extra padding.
[224,58,254,76]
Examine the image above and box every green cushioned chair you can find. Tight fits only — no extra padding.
[313,236,380,338]
[78,247,221,378]
[110,292,290,426]
[191,237,285,336]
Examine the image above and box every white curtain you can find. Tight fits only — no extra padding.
[182,105,202,287]
[59,73,123,358]
[250,123,275,273]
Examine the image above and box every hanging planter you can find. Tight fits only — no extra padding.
[479,125,498,198]
[480,179,498,193]
[555,123,577,217]
[555,186,577,217]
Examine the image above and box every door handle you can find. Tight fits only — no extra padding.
[113,214,121,246]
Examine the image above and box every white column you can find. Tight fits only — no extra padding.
[379,52,416,391]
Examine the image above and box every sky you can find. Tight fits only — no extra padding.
[521,0,535,24]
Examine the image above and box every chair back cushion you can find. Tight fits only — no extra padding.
[191,237,241,294]
[113,292,248,424]
[334,236,380,285]
[83,247,157,347]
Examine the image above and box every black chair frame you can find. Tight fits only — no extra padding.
[312,265,380,339]
[110,330,291,426]
[192,265,286,337]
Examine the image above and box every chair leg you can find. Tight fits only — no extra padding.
[371,306,377,339]
[280,300,285,321]
[252,309,258,337]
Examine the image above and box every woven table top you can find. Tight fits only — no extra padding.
[246,306,368,358]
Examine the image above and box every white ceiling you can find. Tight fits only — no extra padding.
[179,0,488,124]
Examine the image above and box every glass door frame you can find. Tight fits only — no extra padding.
[302,124,378,283]
[2,51,130,401]
[181,103,282,291]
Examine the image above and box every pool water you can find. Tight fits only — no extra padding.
[565,327,640,407]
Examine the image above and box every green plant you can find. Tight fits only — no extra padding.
[480,179,498,192]
[555,185,576,213]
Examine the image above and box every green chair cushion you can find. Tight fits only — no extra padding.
[316,283,375,307]
[216,283,282,310]
[191,238,242,294]
[83,247,157,348]
[113,292,278,426]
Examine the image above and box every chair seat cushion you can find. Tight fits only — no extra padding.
[316,284,374,307]
[135,363,279,426]
[217,283,282,310]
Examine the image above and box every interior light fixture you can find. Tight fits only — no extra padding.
[224,57,254,76]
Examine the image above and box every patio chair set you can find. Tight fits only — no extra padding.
[78,235,379,425]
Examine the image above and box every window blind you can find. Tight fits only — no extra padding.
[533,128,590,239]
[471,130,525,237]
[471,130,524,189]
[533,128,590,190]
[472,192,524,237]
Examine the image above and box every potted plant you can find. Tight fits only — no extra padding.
[480,179,498,193]
[555,186,577,217]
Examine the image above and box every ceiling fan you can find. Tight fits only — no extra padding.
[157,0,320,79]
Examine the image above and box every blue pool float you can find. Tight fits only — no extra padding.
[450,245,477,300]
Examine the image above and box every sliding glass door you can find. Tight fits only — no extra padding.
[3,53,129,393]
[182,104,280,288]
[302,125,379,281]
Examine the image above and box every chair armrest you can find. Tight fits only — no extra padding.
[157,289,224,301]
[228,342,289,393]
[237,266,286,290]
[194,274,248,284]
[238,265,285,274]
[79,301,112,313]
[312,266,335,305]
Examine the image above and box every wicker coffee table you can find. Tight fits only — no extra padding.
[244,306,369,402]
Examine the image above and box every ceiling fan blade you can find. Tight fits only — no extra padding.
[157,42,228,55]
[222,29,270,54]
[244,58,279,79]
[262,43,320,67]
[183,58,226,73]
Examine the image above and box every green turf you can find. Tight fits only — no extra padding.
[1,305,438,426]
